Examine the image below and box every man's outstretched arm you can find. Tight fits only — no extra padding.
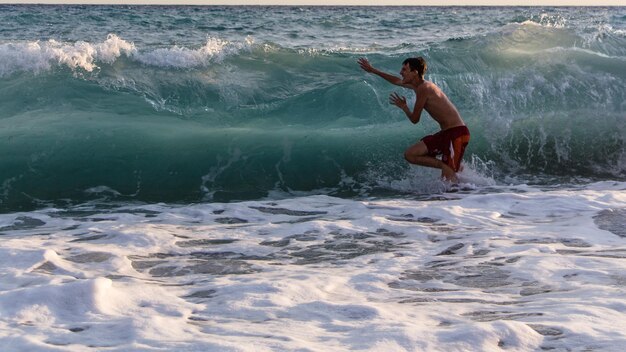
[358,58,404,86]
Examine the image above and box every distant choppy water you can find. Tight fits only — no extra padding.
[0,5,625,211]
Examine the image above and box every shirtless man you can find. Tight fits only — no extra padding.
[358,57,470,182]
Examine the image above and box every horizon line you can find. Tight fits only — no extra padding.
[0,2,623,5]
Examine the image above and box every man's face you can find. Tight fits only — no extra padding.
[400,63,418,84]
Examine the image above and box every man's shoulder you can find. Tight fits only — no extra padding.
[415,80,437,93]
[423,80,439,89]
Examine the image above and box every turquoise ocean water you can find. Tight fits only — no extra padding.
[0,5,624,211]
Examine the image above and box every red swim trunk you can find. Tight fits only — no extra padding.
[421,125,470,172]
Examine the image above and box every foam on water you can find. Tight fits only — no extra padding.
[0,182,625,350]
[0,34,257,76]
[0,34,134,76]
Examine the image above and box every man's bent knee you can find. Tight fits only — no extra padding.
[404,144,428,164]
[404,150,414,164]
[404,149,423,164]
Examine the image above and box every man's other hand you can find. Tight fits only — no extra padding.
[358,58,375,73]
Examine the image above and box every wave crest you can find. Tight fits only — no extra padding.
[134,36,254,69]
[0,34,134,75]
[0,34,255,76]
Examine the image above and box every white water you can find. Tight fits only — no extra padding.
[0,182,624,351]
[0,34,257,76]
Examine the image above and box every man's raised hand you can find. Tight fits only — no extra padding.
[358,58,375,73]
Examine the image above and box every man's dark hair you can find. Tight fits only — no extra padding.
[403,57,427,77]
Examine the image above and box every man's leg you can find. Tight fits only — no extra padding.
[404,141,457,182]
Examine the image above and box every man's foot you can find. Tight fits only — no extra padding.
[441,164,458,183]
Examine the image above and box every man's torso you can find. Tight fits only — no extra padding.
[418,81,465,131]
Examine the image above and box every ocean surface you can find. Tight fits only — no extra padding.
[0,5,625,351]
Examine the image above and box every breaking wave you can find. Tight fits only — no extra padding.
[0,16,624,211]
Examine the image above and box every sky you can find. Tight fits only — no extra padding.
[0,0,624,5]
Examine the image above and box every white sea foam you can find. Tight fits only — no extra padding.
[520,13,567,29]
[134,36,253,69]
[0,34,253,76]
[93,34,136,65]
[0,182,625,350]
[0,34,134,76]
